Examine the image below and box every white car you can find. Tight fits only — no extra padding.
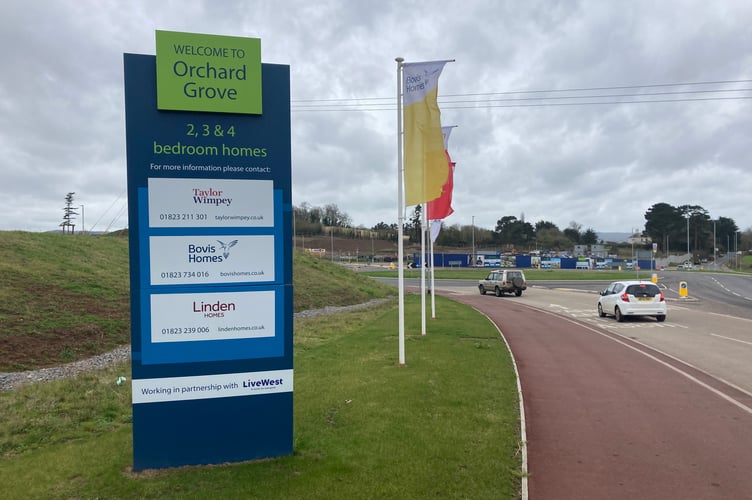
[598,280,667,322]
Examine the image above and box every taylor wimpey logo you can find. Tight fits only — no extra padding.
[192,187,232,206]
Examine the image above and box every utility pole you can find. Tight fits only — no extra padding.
[686,215,690,263]
[471,216,475,267]
[713,220,716,269]
[737,231,741,271]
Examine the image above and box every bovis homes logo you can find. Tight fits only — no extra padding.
[187,239,238,263]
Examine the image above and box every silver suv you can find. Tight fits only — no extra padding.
[478,269,527,297]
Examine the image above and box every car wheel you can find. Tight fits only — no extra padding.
[615,307,624,322]
[479,285,486,295]
[494,286,502,297]
[598,303,606,317]
[657,315,666,322]
[512,277,524,288]
[515,290,522,296]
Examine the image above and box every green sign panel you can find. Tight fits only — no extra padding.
[156,30,262,114]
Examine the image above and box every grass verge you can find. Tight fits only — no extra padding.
[0,295,521,499]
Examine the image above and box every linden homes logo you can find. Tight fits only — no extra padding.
[193,299,236,318]
[187,239,238,263]
[192,187,232,206]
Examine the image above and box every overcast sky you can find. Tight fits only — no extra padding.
[2,0,751,234]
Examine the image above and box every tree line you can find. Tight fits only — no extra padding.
[644,202,743,258]
[295,203,606,252]
[295,201,750,258]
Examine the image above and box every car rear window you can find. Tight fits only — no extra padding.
[508,272,521,279]
[626,284,659,297]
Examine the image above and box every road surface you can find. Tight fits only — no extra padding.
[443,289,752,499]
[381,271,752,497]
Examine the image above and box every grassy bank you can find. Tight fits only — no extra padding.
[0,295,521,498]
[0,231,396,371]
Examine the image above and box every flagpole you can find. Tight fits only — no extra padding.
[420,204,427,336]
[428,125,457,320]
[430,220,436,319]
[395,57,406,366]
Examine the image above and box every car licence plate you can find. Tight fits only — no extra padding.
[637,297,652,302]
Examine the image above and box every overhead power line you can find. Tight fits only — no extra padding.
[290,78,752,112]
[439,78,752,97]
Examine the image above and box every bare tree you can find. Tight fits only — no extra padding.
[60,192,78,234]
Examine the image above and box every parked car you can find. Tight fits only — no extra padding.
[598,280,667,322]
[479,269,527,297]
[677,262,694,270]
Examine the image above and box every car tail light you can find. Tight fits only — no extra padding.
[659,292,665,302]
[620,292,630,302]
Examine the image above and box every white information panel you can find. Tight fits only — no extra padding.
[148,178,274,228]
[150,290,275,343]
[149,235,275,285]
[132,369,294,404]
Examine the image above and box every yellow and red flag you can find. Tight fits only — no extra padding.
[427,125,456,220]
[402,60,450,206]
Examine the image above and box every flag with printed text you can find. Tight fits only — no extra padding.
[402,60,450,206]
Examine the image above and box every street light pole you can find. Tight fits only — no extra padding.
[631,227,634,268]
[713,220,716,269]
[471,216,475,268]
[686,215,690,263]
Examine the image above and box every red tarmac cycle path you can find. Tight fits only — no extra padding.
[449,293,752,499]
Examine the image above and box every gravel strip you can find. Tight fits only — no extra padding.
[291,297,393,319]
[0,297,394,392]
[0,346,131,392]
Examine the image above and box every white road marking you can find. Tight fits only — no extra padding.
[510,298,752,416]
[569,318,752,416]
[553,308,689,329]
[711,334,752,346]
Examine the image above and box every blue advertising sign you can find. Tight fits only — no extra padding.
[124,47,292,470]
